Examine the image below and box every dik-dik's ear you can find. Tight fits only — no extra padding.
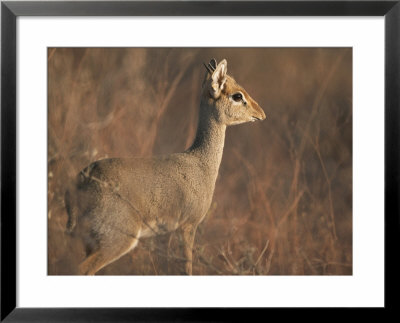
[210,59,227,99]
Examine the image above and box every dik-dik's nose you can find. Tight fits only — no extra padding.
[253,103,266,121]
[258,108,266,120]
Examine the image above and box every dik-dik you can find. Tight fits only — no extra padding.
[65,58,266,275]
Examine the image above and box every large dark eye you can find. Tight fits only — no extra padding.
[232,93,243,102]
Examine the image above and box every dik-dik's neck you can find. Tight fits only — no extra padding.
[187,103,226,177]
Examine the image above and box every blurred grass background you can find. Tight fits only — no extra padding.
[48,48,352,275]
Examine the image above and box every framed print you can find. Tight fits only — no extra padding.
[1,0,399,321]
[46,47,353,277]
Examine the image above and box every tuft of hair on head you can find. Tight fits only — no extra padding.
[203,58,218,75]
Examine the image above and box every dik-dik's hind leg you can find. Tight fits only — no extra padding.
[79,235,140,275]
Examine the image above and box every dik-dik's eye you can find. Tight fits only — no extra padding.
[232,93,243,102]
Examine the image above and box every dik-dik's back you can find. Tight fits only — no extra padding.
[67,153,214,238]
[65,58,265,275]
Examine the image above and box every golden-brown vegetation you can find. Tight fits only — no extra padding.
[48,48,352,275]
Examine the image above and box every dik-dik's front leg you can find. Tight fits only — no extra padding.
[180,223,198,275]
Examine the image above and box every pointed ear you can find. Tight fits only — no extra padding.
[210,59,227,99]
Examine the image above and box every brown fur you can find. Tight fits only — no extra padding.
[65,59,265,275]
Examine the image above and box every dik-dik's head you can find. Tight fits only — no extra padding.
[202,58,266,126]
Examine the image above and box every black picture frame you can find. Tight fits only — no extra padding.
[1,1,399,321]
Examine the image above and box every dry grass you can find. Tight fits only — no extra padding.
[48,48,352,275]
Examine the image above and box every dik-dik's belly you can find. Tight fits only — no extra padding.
[126,180,214,238]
